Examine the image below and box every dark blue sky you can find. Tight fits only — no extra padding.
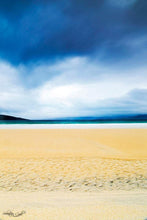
[0,0,146,118]
[0,0,146,64]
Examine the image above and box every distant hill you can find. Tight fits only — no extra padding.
[0,115,28,121]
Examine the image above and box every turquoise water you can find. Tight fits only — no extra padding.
[0,120,147,125]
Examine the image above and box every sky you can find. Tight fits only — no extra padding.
[0,0,146,119]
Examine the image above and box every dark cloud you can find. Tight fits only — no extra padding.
[128,0,147,27]
[0,0,146,64]
[0,1,31,17]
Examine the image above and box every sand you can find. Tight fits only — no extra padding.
[0,128,146,219]
[0,158,147,192]
[0,128,146,159]
[0,191,147,220]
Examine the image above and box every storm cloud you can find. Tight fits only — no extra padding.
[0,0,146,118]
[0,0,146,64]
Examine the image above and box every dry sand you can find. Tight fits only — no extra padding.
[0,128,146,219]
[0,191,147,220]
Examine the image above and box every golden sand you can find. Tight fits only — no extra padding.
[0,158,147,191]
[0,128,146,219]
[0,128,146,159]
[0,128,146,192]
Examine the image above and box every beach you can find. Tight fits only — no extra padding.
[0,191,147,220]
[0,125,147,219]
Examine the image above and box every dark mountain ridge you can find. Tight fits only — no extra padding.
[0,115,29,121]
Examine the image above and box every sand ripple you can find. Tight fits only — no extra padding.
[0,158,146,192]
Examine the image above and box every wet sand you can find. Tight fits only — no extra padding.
[0,128,146,159]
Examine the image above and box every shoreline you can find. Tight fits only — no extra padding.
[0,122,147,129]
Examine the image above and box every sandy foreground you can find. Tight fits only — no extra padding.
[0,191,147,220]
[0,128,147,219]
